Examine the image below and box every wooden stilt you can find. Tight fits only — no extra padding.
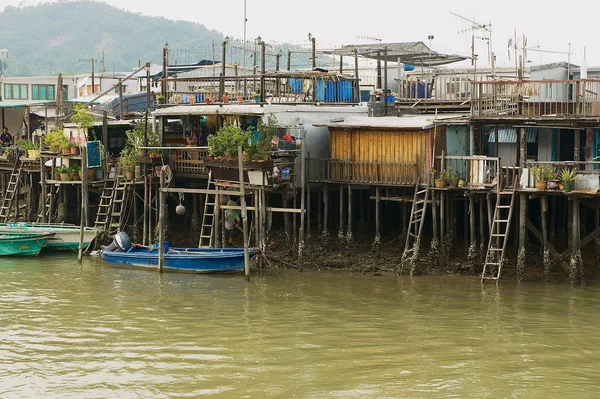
[487,193,493,231]
[479,195,486,245]
[440,191,446,240]
[282,192,289,240]
[347,184,352,240]
[550,195,556,244]
[214,184,221,248]
[237,146,250,277]
[339,184,344,237]
[317,188,322,232]
[519,193,527,249]
[431,191,438,240]
[292,188,297,245]
[306,174,311,238]
[78,147,88,263]
[469,195,476,244]
[572,198,580,256]
[158,168,166,272]
[255,190,260,247]
[323,185,329,235]
[359,190,365,224]
[375,186,381,241]
[541,195,548,251]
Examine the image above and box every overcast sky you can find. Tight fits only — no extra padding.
[1,0,598,67]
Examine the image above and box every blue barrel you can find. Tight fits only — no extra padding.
[288,78,303,93]
[360,90,371,102]
[337,80,353,102]
[386,95,396,103]
[196,93,205,103]
[324,81,336,101]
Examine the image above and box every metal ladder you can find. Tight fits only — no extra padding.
[37,184,60,223]
[94,165,120,231]
[0,153,22,222]
[198,172,217,248]
[481,180,517,283]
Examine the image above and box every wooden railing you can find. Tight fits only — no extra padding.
[163,74,357,105]
[308,158,418,185]
[139,146,210,177]
[524,161,600,189]
[472,79,600,117]
[435,155,500,187]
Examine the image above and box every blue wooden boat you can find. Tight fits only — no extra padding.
[0,232,56,256]
[101,244,259,273]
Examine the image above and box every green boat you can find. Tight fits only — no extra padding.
[0,223,97,251]
[0,233,56,256]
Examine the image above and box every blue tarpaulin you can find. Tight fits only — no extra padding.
[488,127,537,143]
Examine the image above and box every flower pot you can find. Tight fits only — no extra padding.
[458,179,467,188]
[563,181,574,192]
[70,146,79,155]
[27,150,40,159]
[59,173,71,181]
[449,179,458,188]
[79,170,95,180]
[559,183,565,191]
[237,96,243,103]
[207,155,214,161]
[535,180,547,190]
[124,170,134,181]
[435,179,446,188]
[222,95,229,103]
[62,149,71,155]
[254,95,260,103]
[71,173,80,181]
[547,179,560,190]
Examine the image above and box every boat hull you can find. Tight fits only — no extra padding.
[102,246,258,273]
[0,233,54,256]
[0,223,97,251]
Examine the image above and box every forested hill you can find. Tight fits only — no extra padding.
[0,1,227,76]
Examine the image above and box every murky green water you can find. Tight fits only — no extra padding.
[1,255,600,398]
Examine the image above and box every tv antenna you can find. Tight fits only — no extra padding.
[450,11,493,70]
[356,35,382,43]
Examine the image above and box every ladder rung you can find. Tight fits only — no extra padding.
[485,262,501,266]
[482,276,498,280]
[496,205,511,209]
[495,219,509,223]
[96,212,109,216]
[489,248,503,251]
[417,190,427,195]
[199,235,212,238]
[491,234,507,237]
[411,218,421,224]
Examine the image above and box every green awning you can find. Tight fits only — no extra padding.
[0,100,54,108]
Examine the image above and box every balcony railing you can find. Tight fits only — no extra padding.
[139,146,210,177]
[472,79,600,117]
[524,161,600,190]
[163,74,357,106]
[308,158,417,185]
[435,155,500,188]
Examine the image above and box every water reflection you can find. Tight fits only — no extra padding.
[1,257,600,398]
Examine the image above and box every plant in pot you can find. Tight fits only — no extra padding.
[69,141,80,155]
[531,164,555,190]
[246,114,277,162]
[56,165,71,181]
[431,169,446,188]
[559,168,577,192]
[448,168,460,188]
[44,129,68,153]
[60,139,72,155]
[207,123,251,161]
[120,147,138,180]
[17,139,40,159]
[69,163,81,181]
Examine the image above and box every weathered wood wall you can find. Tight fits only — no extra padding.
[329,126,445,183]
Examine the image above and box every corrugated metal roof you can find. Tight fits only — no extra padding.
[488,127,537,143]
[0,100,53,108]
[315,115,462,130]
[153,104,265,116]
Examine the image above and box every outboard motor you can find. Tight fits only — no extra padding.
[101,231,132,252]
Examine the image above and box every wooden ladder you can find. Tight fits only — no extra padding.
[94,165,120,231]
[0,153,22,222]
[37,184,60,223]
[481,180,517,283]
[107,171,129,234]
[402,179,430,261]
[198,172,217,248]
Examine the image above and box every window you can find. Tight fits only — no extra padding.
[32,84,55,100]
[61,85,68,101]
[3,83,28,100]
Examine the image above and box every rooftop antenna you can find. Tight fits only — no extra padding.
[450,11,493,72]
[356,35,382,43]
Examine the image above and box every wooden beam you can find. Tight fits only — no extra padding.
[526,219,570,273]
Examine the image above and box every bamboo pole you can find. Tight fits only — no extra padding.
[78,146,88,263]
[238,146,250,277]
[158,168,165,272]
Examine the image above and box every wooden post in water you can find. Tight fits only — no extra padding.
[299,141,306,251]
[479,195,486,246]
[469,195,476,244]
[323,185,328,235]
[440,192,446,241]
[375,186,381,242]
[215,184,221,248]
[432,191,438,241]
[347,184,352,241]
[158,167,165,272]
[339,184,344,238]
[255,190,260,247]
[572,198,580,257]
[541,195,548,251]
[519,194,527,249]
[143,176,148,245]
[40,153,47,223]
[78,146,88,263]
[307,152,311,238]
[237,146,250,277]
[317,189,322,232]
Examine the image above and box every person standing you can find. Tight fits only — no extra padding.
[0,127,12,146]
[224,197,241,245]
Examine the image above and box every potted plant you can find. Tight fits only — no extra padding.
[69,163,81,181]
[431,169,446,188]
[207,123,251,160]
[120,147,137,180]
[44,129,69,153]
[559,168,577,192]
[531,164,555,190]
[448,168,460,188]
[60,139,72,155]
[17,139,40,159]
[69,141,80,155]
[57,165,71,181]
